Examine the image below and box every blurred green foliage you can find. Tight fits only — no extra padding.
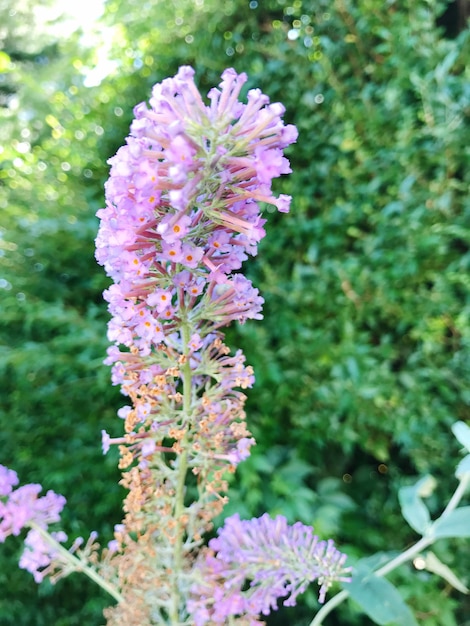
[0,0,469,624]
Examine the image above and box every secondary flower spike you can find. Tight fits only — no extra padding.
[0,464,66,543]
[189,514,351,624]
[0,464,69,582]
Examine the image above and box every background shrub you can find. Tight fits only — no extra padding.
[1,0,468,623]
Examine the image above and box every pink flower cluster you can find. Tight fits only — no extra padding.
[96,65,296,350]
[95,66,297,468]
[189,514,351,625]
[0,465,66,541]
[0,464,67,581]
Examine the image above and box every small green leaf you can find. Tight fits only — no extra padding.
[451,421,470,453]
[432,507,470,539]
[423,551,469,594]
[348,562,419,625]
[398,476,435,535]
[455,454,470,479]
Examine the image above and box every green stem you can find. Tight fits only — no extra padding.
[169,320,192,625]
[440,472,470,517]
[374,535,433,579]
[29,522,124,604]
[309,589,349,626]
[309,473,470,626]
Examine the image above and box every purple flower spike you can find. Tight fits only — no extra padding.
[95,68,300,623]
[95,66,297,469]
[189,514,351,624]
[0,465,66,544]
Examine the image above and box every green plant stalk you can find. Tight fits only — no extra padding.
[309,472,470,626]
[441,472,470,518]
[169,320,192,625]
[29,521,124,604]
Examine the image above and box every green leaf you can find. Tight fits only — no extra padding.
[398,487,431,535]
[423,551,469,594]
[452,422,470,453]
[432,507,470,539]
[455,455,470,479]
[348,562,419,625]
[398,475,435,535]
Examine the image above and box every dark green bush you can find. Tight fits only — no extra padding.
[1,0,468,623]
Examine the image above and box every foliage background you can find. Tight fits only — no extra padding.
[0,0,469,624]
